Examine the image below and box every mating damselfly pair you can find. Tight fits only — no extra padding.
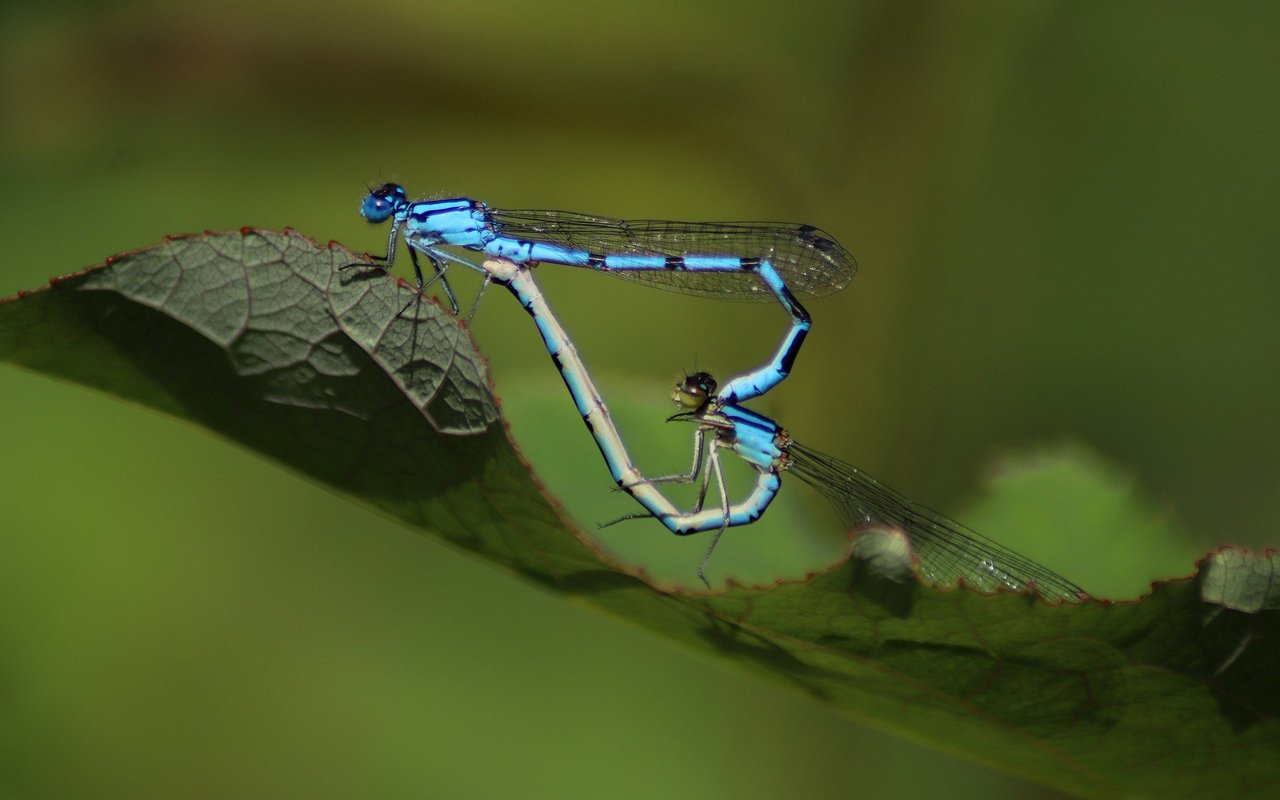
[346,183,1086,601]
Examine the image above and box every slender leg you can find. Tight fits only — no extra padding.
[408,248,460,314]
[642,428,707,485]
[691,446,715,513]
[393,257,455,319]
[696,447,733,588]
[465,275,492,322]
[600,426,707,527]
[340,218,402,275]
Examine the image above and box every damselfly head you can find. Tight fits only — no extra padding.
[360,183,408,224]
[672,371,718,410]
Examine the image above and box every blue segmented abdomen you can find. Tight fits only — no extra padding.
[487,208,856,300]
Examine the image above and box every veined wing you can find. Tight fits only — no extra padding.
[490,208,856,301]
[787,442,1087,603]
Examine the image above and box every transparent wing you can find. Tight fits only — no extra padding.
[787,442,1087,603]
[490,208,856,300]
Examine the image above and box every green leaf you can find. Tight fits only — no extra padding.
[1201,550,1280,613]
[3,229,1277,798]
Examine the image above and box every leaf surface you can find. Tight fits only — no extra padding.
[2,229,1276,798]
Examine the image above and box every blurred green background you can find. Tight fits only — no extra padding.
[2,1,1277,797]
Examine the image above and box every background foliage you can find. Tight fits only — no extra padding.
[1,1,1276,798]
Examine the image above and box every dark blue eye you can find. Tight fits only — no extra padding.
[361,195,391,222]
[360,183,407,223]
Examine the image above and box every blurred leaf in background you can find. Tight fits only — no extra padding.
[1,1,1277,798]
